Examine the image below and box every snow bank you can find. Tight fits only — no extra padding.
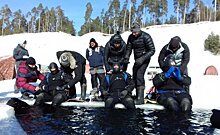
[0,104,15,120]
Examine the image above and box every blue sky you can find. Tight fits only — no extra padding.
[0,0,212,32]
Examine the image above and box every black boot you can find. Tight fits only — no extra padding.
[80,83,87,100]
[135,86,145,105]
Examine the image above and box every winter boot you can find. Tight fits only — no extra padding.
[135,86,145,105]
[14,84,19,93]
[90,88,98,98]
[80,83,87,100]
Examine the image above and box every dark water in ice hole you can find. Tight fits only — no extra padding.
[9,103,220,135]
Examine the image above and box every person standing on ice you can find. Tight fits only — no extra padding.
[158,36,190,92]
[86,38,105,101]
[34,62,71,107]
[152,55,192,112]
[56,50,87,100]
[13,40,29,72]
[16,57,45,99]
[13,40,29,93]
[124,22,155,105]
[100,63,135,109]
[104,31,127,74]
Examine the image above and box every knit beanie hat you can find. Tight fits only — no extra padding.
[26,57,36,65]
[169,37,180,50]
[89,38,98,49]
[131,22,141,32]
[23,40,27,45]
[90,38,96,44]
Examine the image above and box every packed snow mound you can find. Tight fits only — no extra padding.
[0,104,14,120]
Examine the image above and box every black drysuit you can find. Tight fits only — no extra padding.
[100,72,135,109]
[34,71,70,107]
[153,73,192,112]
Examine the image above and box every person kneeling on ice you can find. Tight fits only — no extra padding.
[152,57,192,112]
[56,50,87,100]
[100,63,135,109]
[34,62,71,107]
[15,57,45,99]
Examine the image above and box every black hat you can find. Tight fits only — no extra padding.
[26,57,36,65]
[169,37,180,50]
[48,62,59,74]
[131,22,141,32]
[90,38,96,44]
[23,40,27,45]
[164,54,175,67]
[113,35,121,44]
[89,38,98,49]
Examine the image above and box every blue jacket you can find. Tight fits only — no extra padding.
[86,46,104,68]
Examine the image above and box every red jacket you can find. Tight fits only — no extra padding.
[16,61,45,92]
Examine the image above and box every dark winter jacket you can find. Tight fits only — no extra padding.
[153,73,191,91]
[101,72,134,93]
[86,46,104,68]
[16,61,45,91]
[13,44,29,61]
[56,50,86,87]
[125,31,155,61]
[104,37,127,71]
[158,41,190,74]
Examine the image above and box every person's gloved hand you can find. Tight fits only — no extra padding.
[124,58,130,64]
[56,86,64,91]
[62,84,70,89]
[173,67,182,81]
[102,90,108,97]
[164,66,176,78]
[135,57,145,66]
[108,59,115,64]
[120,90,128,99]
[39,85,46,91]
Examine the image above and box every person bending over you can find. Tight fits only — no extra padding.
[153,57,192,112]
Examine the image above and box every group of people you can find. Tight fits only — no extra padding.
[13,22,192,112]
